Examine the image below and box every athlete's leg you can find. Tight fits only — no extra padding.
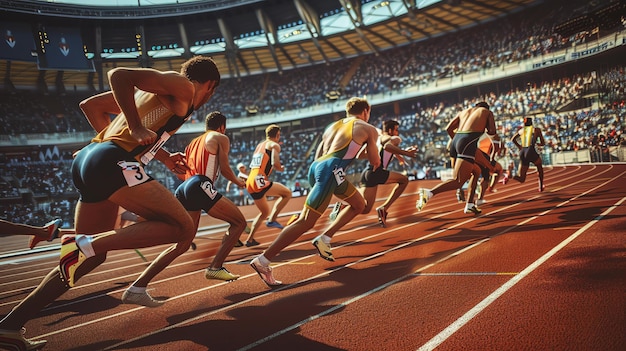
[379,172,408,211]
[206,198,247,269]
[265,183,292,223]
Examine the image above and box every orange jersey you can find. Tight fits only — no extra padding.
[246,140,274,194]
[183,131,220,182]
[478,136,501,160]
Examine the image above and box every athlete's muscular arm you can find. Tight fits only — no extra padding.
[79,91,121,133]
[445,115,460,138]
[270,142,285,172]
[154,148,189,176]
[107,68,194,146]
[217,135,245,187]
[384,136,417,158]
[511,130,522,149]
[485,110,497,136]
[535,128,546,146]
[361,123,381,170]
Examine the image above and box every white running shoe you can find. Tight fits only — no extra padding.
[250,257,282,286]
[464,203,482,215]
[121,290,165,308]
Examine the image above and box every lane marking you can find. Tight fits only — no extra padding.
[50,165,611,345]
[28,166,618,346]
[417,186,626,350]
[415,272,518,276]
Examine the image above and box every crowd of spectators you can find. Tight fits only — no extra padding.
[3,0,622,133]
[3,65,622,228]
[1,0,624,228]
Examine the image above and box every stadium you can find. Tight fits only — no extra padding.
[0,0,625,350]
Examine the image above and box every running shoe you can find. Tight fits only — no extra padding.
[312,235,335,261]
[456,188,465,203]
[329,201,342,222]
[489,173,498,188]
[476,199,487,206]
[266,221,284,229]
[205,267,240,281]
[244,225,251,234]
[29,218,62,250]
[59,235,87,288]
[246,239,260,247]
[416,189,433,211]
[234,240,244,247]
[286,213,300,226]
[376,207,388,227]
[464,203,482,215]
[250,257,282,286]
[121,290,165,307]
[0,327,46,351]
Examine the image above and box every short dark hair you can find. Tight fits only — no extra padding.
[524,117,533,126]
[181,56,221,86]
[382,120,399,133]
[474,101,490,110]
[205,111,226,131]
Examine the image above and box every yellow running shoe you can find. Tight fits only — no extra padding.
[312,235,335,261]
[205,267,240,281]
[59,235,87,288]
[416,189,433,211]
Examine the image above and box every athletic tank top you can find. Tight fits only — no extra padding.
[92,91,193,162]
[184,131,220,182]
[319,118,363,161]
[379,136,395,170]
[246,140,273,188]
[521,126,535,148]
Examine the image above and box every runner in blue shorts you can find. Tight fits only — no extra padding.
[249,97,381,287]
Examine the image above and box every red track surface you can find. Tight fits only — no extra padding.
[1,164,625,351]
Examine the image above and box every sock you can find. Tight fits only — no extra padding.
[321,234,331,244]
[258,254,271,267]
[75,235,96,258]
[127,286,146,294]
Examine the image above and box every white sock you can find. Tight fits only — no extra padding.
[321,234,331,244]
[258,254,271,267]
[75,235,96,258]
[127,286,146,294]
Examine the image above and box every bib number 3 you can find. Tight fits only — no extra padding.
[118,161,149,187]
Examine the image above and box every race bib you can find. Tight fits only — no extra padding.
[250,153,263,167]
[333,167,346,185]
[140,131,171,165]
[254,175,267,189]
[199,180,218,200]
[118,161,149,187]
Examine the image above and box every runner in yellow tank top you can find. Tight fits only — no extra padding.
[512,116,546,191]
[249,97,381,286]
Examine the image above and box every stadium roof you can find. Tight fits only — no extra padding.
[1,0,541,88]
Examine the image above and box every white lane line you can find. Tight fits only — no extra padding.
[32,166,614,345]
[417,195,626,351]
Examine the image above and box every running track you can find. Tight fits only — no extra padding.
[1,164,625,351]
